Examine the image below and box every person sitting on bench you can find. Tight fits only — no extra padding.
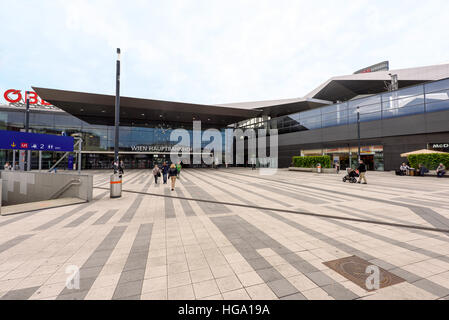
[418,164,429,176]
[399,163,410,176]
[437,163,446,178]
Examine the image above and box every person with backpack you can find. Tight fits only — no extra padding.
[153,164,161,184]
[168,163,178,191]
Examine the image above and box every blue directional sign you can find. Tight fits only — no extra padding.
[0,130,74,152]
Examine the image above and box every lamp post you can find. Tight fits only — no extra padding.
[114,48,121,168]
[25,91,31,171]
[110,48,123,199]
[357,106,361,162]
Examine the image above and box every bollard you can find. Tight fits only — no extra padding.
[110,173,122,198]
[317,163,322,174]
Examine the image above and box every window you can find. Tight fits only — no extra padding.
[425,78,449,93]
[425,88,449,113]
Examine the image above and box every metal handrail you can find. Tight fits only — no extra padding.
[48,139,81,173]
[50,178,81,199]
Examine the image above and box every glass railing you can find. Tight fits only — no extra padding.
[270,78,449,134]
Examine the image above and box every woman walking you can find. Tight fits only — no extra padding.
[168,163,178,191]
[152,165,161,184]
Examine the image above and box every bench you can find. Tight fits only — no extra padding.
[393,170,447,177]
[288,167,338,174]
[423,170,447,177]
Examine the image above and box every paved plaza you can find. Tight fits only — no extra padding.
[1,168,449,300]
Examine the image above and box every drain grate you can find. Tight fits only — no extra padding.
[323,255,405,291]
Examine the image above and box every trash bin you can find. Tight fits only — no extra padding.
[110,173,122,198]
[317,163,322,174]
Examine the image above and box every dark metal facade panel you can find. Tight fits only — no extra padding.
[275,110,449,170]
[32,87,262,127]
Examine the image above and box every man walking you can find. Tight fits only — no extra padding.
[162,162,169,184]
[152,164,161,184]
[357,160,367,184]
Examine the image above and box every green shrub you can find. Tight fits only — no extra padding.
[407,154,449,170]
[292,156,332,168]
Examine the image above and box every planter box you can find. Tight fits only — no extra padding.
[289,167,337,174]
[288,167,313,172]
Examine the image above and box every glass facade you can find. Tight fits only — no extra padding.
[0,108,226,152]
[1,78,449,170]
[269,78,449,134]
[302,145,384,171]
[0,106,226,169]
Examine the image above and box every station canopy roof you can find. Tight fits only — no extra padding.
[32,87,263,128]
[216,63,449,113]
[33,62,449,127]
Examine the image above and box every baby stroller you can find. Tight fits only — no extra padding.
[342,168,359,183]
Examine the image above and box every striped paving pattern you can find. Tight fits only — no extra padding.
[0,168,449,300]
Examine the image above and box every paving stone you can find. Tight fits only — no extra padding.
[280,292,307,300]
[216,275,243,293]
[2,169,449,301]
[266,279,299,298]
[112,281,143,300]
[193,280,220,299]
[257,268,284,283]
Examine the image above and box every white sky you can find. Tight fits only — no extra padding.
[1,0,449,104]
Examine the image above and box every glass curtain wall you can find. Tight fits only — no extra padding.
[0,107,227,169]
[268,78,449,133]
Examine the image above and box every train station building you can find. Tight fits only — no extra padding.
[1,62,449,171]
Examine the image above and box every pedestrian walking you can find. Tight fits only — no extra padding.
[119,160,125,175]
[168,163,178,191]
[153,164,161,184]
[51,159,58,173]
[3,162,11,171]
[162,162,169,184]
[357,160,367,184]
[176,162,182,178]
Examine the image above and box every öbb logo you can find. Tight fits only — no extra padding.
[3,89,51,106]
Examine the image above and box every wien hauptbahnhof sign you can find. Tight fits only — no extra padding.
[0,130,74,152]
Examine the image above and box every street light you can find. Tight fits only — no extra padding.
[114,48,121,169]
[357,106,361,162]
[25,91,31,171]
[110,48,122,199]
